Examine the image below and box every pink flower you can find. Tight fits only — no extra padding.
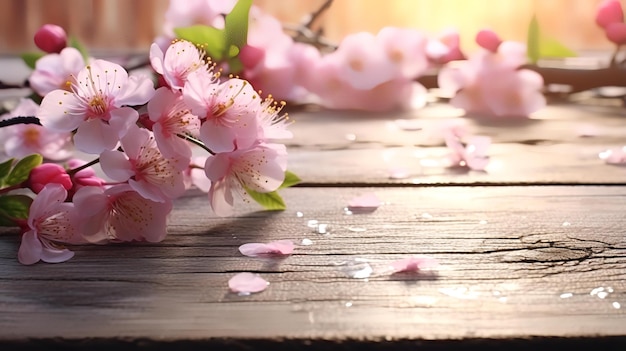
[0,98,74,160]
[605,22,626,45]
[100,125,187,202]
[599,146,626,165]
[33,24,67,54]
[331,32,396,90]
[184,74,259,153]
[37,59,155,154]
[72,184,173,243]
[66,159,105,190]
[183,156,212,192]
[426,29,466,64]
[256,96,292,141]
[150,40,214,91]
[204,143,287,216]
[376,27,429,79]
[28,47,85,97]
[238,240,294,257]
[347,193,382,211]
[596,0,624,29]
[147,87,200,159]
[18,184,83,265]
[27,163,72,194]
[438,40,545,118]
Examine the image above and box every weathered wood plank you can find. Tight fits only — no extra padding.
[0,186,624,345]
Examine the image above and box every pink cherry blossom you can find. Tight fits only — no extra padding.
[376,27,429,79]
[204,143,287,216]
[256,96,293,141]
[27,163,72,194]
[33,24,67,53]
[307,54,425,112]
[72,184,173,243]
[100,125,187,202]
[330,32,397,90]
[238,240,294,257]
[0,98,73,160]
[37,59,156,154]
[65,158,105,200]
[438,40,545,118]
[28,47,85,97]
[183,156,212,192]
[18,184,83,265]
[389,256,439,273]
[184,74,259,153]
[150,40,214,91]
[147,87,200,159]
[596,0,624,29]
[228,272,269,294]
[426,29,466,64]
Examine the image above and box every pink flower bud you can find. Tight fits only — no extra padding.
[34,24,67,53]
[28,163,72,194]
[596,0,624,29]
[476,29,502,53]
[239,44,265,69]
[606,22,626,45]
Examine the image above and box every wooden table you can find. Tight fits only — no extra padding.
[1,83,626,349]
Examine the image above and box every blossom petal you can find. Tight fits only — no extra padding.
[209,178,234,217]
[73,119,119,154]
[100,150,133,182]
[18,231,43,265]
[390,256,439,273]
[228,272,269,294]
[38,90,84,132]
[239,240,294,257]
[40,247,75,263]
[348,193,382,210]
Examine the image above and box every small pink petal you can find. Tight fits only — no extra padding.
[348,193,382,210]
[599,147,626,165]
[390,256,439,273]
[228,272,269,294]
[238,240,294,257]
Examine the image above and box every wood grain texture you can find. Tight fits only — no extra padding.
[0,186,624,347]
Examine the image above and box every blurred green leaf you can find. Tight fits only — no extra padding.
[245,188,286,211]
[527,15,540,64]
[21,52,44,69]
[0,158,14,184]
[279,170,302,189]
[527,14,576,64]
[0,194,32,227]
[6,154,42,187]
[174,25,226,60]
[225,0,252,50]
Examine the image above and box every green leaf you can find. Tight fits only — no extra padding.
[246,188,286,211]
[174,25,226,61]
[69,35,89,62]
[539,37,577,59]
[225,0,252,50]
[0,194,32,227]
[0,158,14,184]
[527,14,577,63]
[20,52,45,69]
[279,170,302,189]
[527,15,540,64]
[5,154,42,187]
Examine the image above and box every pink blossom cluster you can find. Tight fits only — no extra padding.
[3,32,292,265]
[159,0,469,112]
[438,30,546,118]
